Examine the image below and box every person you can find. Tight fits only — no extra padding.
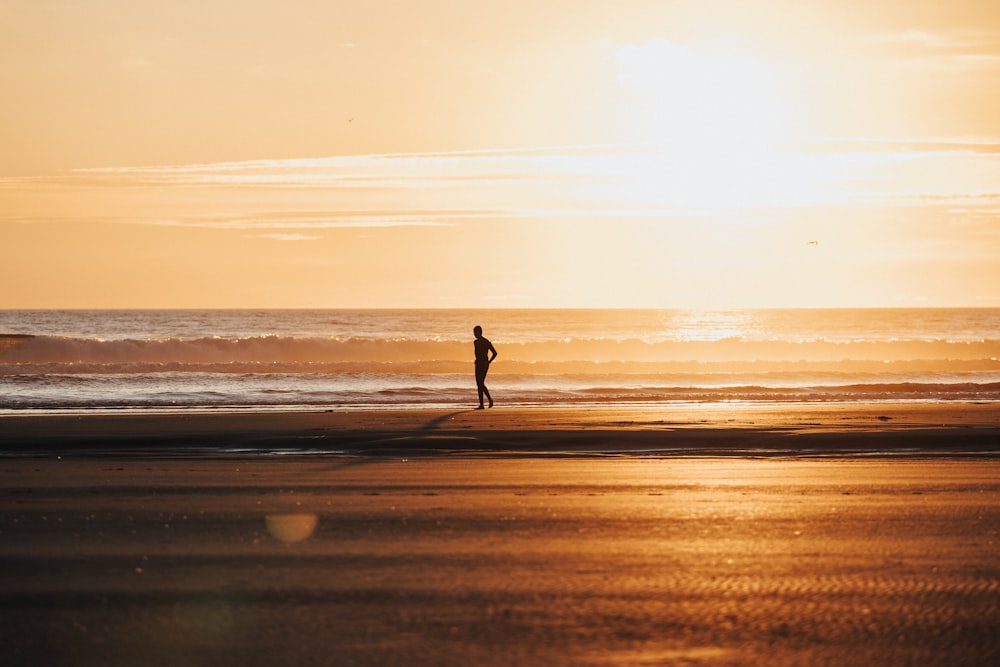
[473,325,497,409]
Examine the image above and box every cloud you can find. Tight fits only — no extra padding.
[863,29,1000,69]
[72,144,628,188]
[136,213,464,231]
[6,141,1000,232]
[947,208,1000,232]
[783,138,1000,154]
[253,233,323,242]
[865,29,965,50]
[866,29,1000,50]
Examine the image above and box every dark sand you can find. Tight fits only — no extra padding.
[2,402,999,455]
[1,404,999,665]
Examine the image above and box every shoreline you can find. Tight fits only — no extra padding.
[2,402,998,457]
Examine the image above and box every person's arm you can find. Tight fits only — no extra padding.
[488,341,497,363]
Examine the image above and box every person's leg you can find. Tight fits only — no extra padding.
[476,366,487,408]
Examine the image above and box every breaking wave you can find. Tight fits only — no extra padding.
[3,334,999,371]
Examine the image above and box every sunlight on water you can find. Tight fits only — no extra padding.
[667,310,756,342]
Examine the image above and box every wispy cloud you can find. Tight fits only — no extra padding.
[864,29,1000,69]
[865,29,973,50]
[947,208,1000,233]
[252,233,323,242]
[151,214,461,230]
[66,140,1000,207]
[4,141,1000,232]
[69,145,626,191]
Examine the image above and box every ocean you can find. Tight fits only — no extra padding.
[1,309,998,413]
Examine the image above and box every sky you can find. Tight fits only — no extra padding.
[2,0,1000,308]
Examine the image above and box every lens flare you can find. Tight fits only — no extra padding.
[265,513,318,543]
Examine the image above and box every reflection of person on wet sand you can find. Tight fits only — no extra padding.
[473,325,497,409]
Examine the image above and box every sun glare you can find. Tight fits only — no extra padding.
[614,37,786,149]
[598,37,843,211]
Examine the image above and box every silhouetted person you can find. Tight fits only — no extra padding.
[473,325,497,409]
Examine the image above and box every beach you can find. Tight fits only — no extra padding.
[2,404,999,666]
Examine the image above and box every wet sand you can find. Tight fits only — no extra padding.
[1,404,999,665]
[2,402,999,455]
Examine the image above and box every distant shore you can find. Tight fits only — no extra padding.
[2,402,998,456]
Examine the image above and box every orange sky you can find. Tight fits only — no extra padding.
[2,0,999,308]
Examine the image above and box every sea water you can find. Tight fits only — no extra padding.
[1,309,998,412]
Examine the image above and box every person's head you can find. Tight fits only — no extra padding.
[473,325,483,338]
